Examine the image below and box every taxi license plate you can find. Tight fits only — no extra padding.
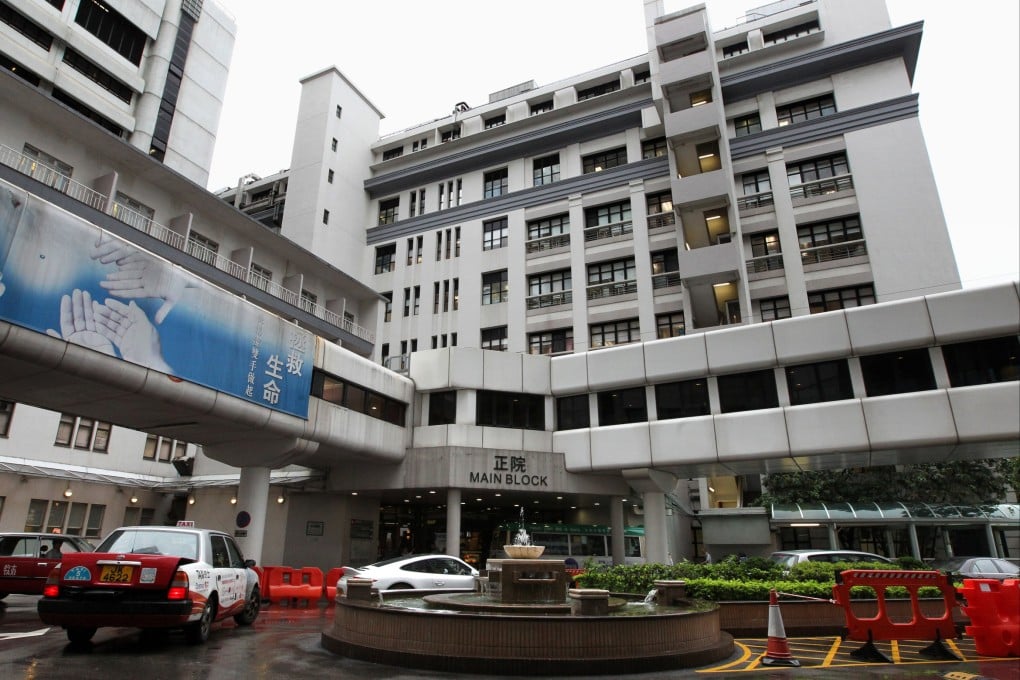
[100,565,133,583]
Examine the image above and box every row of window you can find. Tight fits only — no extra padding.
[734,93,836,138]
[24,497,105,537]
[377,74,647,162]
[426,336,1018,431]
[376,137,668,225]
[310,370,407,426]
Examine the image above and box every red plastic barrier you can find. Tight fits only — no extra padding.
[324,567,344,603]
[266,566,324,607]
[831,569,960,662]
[958,578,1020,657]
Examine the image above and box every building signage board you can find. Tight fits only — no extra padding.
[468,453,550,488]
[0,181,313,418]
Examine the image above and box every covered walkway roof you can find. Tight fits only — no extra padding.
[771,502,1020,525]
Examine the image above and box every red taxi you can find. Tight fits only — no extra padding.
[37,524,260,644]
[0,532,94,598]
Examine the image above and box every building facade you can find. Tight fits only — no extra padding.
[1,0,1017,569]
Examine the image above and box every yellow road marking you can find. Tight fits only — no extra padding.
[823,636,841,665]
[892,639,901,663]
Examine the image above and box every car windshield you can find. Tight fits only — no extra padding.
[98,530,199,560]
[769,553,798,568]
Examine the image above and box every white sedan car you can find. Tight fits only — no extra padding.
[338,554,478,595]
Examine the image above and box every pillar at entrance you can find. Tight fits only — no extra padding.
[446,489,462,558]
[643,491,668,564]
[237,466,271,565]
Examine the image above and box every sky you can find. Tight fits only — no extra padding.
[207,0,1019,289]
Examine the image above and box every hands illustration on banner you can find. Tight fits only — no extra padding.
[91,235,190,324]
[47,288,172,374]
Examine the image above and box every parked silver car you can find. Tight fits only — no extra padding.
[930,556,1019,582]
[337,554,478,595]
[769,549,895,569]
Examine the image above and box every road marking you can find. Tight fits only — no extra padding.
[0,628,50,640]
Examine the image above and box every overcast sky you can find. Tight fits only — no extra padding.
[208,0,1019,289]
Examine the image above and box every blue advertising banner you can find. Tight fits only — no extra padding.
[0,179,313,418]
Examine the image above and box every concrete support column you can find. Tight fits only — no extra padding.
[610,495,625,565]
[985,523,999,558]
[642,491,668,564]
[827,524,839,549]
[909,523,922,560]
[236,466,271,565]
[446,489,462,559]
[942,528,954,557]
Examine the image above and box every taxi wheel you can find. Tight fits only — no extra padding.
[390,582,412,589]
[234,587,260,626]
[66,627,96,644]
[185,597,216,645]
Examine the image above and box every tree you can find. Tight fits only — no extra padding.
[754,460,1013,507]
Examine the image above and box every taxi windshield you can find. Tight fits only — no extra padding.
[98,529,199,560]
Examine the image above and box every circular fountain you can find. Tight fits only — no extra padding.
[321,524,734,675]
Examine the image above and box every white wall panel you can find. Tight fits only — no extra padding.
[705,323,776,373]
[449,347,485,389]
[553,430,593,472]
[785,400,869,455]
[590,423,651,470]
[926,283,1020,344]
[948,383,1020,442]
[846,298,934,354]
[482,350,523,392]
[649,417,717,466]
[862,392,957,448]
[408,348,451,391]
[550,353,589,394]
[772,312,851,363]
[587,344,646,390]
[482,426,524,450]
[715,410,790,461]
[643,334,709,382]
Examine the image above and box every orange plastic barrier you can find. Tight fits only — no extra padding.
[253,565,272,601]
[324,567,344,603]
[831,569,960,663]
[266,566,324,607]
[958,578,1020,657]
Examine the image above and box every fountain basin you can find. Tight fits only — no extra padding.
[322,592,734,675]
[503,544,544,558]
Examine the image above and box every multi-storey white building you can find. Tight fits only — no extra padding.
[1,0,1017,568]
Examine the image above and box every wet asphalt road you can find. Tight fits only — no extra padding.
[1,594,1017,679]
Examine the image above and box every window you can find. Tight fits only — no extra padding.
[734,113,762,137]
[556,395,590,430]
[530,100,553,115]
[585,200,631,229]
[764,19,821,45]
[533,154,560,185]
[55,414,111,452]
[528,328,573,355]
[598,386,647,425]
[642,138,667,159]
[382,147,403,161]
[438,179,463,211]
[441,127,462,143]
[331,138,338,151]
[0,3,54,50]
[409,188,426,217]
[480,326,508,352]
[690,89,712,107]
[742,170,771,195]
[656,380,709,419]
[583,147,627,174]
[322,209,329,224]
[799,217,863,262]
[646,191,673,216]
[402,287,410,317]
[860,349,936,397]
[484,114,506,129]
[655,312,685,338]
[412,286,420,315]
[375,243,396,274]
[723,40,749,57]
[142,434,187,462]
[528,269,571,297]
[633,69,651,84]
[528,214,569,240]
[477,390,544,430]
[718,370,779,413]
[590,318,640,348]
[378,197,399,225]
[587,258,636,285]
[483,168,508,198]
[453,278,459,309]
[788,153,849,185]
[786,360,854,405]
[62,48,133,103]
[25,500,104,538]
[696,140,720,172]
[777,93,836,126]
[428,391,457,425]
[482,217,508,250]
[74,0,146,64]
[406,235,423,264]
[0,400,13,436]
[382,292,392,322]
[248,262,272,293]
[312,370,407,426]
[412,138,428,152]
[651,250,679,275]
[759,296,792,321]
[481,270,508,305]
[186,231,218,266]
[335,105,342,118]
[327,169,334,183]
[809,285,875,314]
[942,336,1020,387]
[577,79,620,101]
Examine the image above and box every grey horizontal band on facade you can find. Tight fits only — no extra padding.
[364,97,653,199]
[365,156,670,246]
[720,21,923,102]
[728,94,919,159]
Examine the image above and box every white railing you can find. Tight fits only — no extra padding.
[651,271,683,289]
[526,233,570,254]
[0,144,374,343]
[737,191,774,211]
[790,174,854,200]
[646,212,676,230]
[584,220,633,243]
[745,253,785,274]
[587,279,638,300]
[526,290,573,310]
[800,239,867,265]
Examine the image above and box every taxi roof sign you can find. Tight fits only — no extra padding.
[176,520,196,527]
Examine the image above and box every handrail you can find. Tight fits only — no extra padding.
[737,191,774,211]
[746,253,785,274]
[646,212,676,230]
[587,279,638,300]
[526,290,573,310]
[800,239,867,265]
[790,174,854,200]
[651,271,683,289]
[584,219,633,243]
[526,233,570,254]
[0,144,374,343]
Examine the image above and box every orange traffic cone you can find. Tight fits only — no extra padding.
[761,588,800,667]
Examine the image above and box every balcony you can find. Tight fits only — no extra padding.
[647,212,676,231]
[790,174,854,201]
[586,279,638,301]
[745,253,785,275]
[526,233,570,255]
[737,191,774,212]
[584,219,633,244]
[526,290,573,310]
[0,144,375,344]
[652,271,684,290]
[801,239,868,266]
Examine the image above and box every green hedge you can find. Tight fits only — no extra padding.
[573,557,945,601]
